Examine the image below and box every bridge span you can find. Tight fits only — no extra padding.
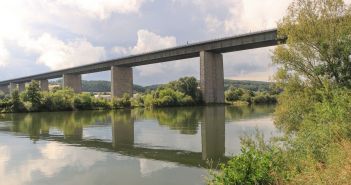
[0,29,285,103]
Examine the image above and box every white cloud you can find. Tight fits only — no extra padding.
[0,43,10,67]
[205,15,223,33]
[20,33,105,70]
[55,0,148,19]
[113,29,177,56]
[224,0,292,33]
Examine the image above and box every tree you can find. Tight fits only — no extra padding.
[273,0,351,88]
[168,77,199,100]
[22,80,42,111]
[11,89,24,112]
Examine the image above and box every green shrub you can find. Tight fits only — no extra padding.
[112,93,131,109]
[73,93,93,110]
[92,98,111,110]
[11,90,25,112]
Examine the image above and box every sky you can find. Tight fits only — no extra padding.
[0,0,294,85]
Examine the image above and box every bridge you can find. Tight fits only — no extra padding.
[0,29,285,103]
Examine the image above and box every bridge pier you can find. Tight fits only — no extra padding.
[0,85,9,94]
[40,79,49,91]
[18,83,26,93]
[9,83,17,94]
[112,110,134,149]
[200,51,225,104]
[63,74,82,93]
[111,66,133,98]
[201,106,225,160]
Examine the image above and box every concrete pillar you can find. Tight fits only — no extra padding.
[0,85,9,94]
[18,83,26,93]
[39,79,49,91]
[201,106,225,160]
[63,74,82,93]
[112,110,134,149]
[9,83,17,94]
[111,66,133,98]
[200,51,225,104]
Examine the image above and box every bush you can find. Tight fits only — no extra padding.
[210,146,275,185]
[92,98,111,110]
[73,93,93,110]
[112,93,131,109]
[11,90,25,112]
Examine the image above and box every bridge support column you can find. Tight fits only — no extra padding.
[9,83,17,94]
[200,51,225,104]
[111,66,133,98]
[63,74,82,93]
[201,106,225,160]
[18,83,26,93]
[0,85,9,94]
[112,110,134,149]
[39,79,49,91]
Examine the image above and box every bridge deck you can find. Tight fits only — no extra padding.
[0,29,283,86]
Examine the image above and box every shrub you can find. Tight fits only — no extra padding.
[11,90,25,112]
[112,93,131,109]
[73,93,93,110]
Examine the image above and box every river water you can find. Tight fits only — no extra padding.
[0,105,278,185]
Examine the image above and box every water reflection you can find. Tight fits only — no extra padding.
[0,105,276,169]
[201,106,225,160]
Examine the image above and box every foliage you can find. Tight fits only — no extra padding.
[21,80,42,111]
[167,76,200,100]
[112,93,131,109]
[11,90,25,112]
[73,93,93,110]
[225,87,277,105]
[273,0,351,88]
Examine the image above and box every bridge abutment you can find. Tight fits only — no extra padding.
[40,79,49,91]
[111,66,133,98]
[200,51,225,104]
[63,74,82,93]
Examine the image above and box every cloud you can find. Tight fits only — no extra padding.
[20,33,105,70]
[113,29,177,56]
[54,0,148,19]
[0,43,10,67]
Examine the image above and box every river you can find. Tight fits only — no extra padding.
[0,105,278,185]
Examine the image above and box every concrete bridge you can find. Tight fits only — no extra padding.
[0,29,285,103]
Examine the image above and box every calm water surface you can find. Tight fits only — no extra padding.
[0,105,278,185]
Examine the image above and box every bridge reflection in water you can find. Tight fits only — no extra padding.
[0,105,275,168]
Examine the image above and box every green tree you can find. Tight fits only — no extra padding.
[11,89,24,112]
[22,80,42,111]
[273,0,351,88]
[168,77,199,100]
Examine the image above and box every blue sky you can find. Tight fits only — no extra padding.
[0,0,295,85]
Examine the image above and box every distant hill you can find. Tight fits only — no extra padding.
[50,79,273,93]
[224,79,273,91]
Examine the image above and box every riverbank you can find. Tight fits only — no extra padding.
[0,77,278,113]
